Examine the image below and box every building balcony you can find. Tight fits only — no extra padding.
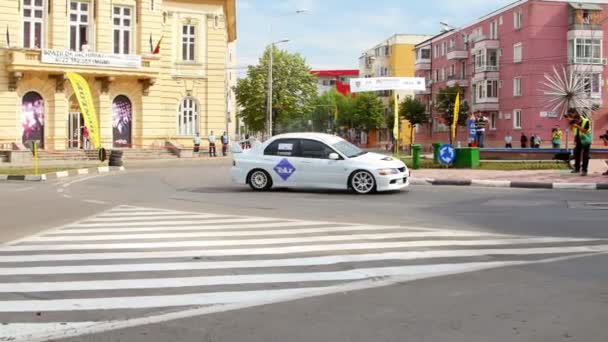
[473,68,499,82]
[472,37,500,52]
[472,98,499,112]
[447,48,469,60]
[568,57,607,66]
[415,60,431,71]
[446,76,469,87]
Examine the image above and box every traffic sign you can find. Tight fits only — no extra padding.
[468,120,477,140]
[438,144,456,165]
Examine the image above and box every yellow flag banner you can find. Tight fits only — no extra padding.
[66,72,101,149]
[452,92,460,141]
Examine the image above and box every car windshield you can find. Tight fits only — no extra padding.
[332,140,366,158]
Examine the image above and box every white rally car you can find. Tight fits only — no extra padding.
[231,133,409,194]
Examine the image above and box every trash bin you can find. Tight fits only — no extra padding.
[432,143,442,164]
[454,147,480,169]
[411,144,422,170]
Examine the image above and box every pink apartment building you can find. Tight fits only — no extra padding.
[414,0,608,148]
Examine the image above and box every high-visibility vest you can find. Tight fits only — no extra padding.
[572,117,591,137]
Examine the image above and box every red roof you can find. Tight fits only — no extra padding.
[310,70,360,77]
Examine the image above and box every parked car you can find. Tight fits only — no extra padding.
[231,133,409,194]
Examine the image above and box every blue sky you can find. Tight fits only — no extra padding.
[236,0,515,75]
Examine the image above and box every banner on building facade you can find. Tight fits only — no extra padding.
[349,77,426,93]
[66,72,101,149]
[42,49,141,69]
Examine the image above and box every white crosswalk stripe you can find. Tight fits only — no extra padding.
[1,205,607,342]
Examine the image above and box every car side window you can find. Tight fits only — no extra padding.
[264,139,300,157]
[299,139,334,159]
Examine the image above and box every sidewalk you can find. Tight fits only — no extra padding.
[412,159,607,187]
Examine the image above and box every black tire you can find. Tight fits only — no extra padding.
[109,160,123,167]
[349,170,376,194]
[248,169,272,191]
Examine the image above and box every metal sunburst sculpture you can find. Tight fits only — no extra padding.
[540,66,599,119]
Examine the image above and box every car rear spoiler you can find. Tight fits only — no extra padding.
[231,138,261,154]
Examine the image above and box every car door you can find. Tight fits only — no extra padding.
[262,138,301,187]
[296,139,347,189]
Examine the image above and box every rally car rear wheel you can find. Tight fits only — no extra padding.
[248,170,272,191]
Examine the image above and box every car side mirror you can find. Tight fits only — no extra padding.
[329,153,340,160]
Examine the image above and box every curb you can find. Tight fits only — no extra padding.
[410,177,608,190]
[0,166,125,182]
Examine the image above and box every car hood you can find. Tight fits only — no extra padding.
[350,152,406,169]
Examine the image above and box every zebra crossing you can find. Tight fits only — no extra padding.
[1,205,608,341]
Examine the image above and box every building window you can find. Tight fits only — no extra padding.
[513,77,522,96]
[182,24,196,61]
[476,80,498,101]
[419,48,431,59]
[513,109,522,129]
[461,61,466,79]
[450,64,455,77]
[113,6,132,54]
[514,10,522,30]
[570,38,602,64]
[490,20,498,39]
[69,0,91,51]
[441,68,446,81]
[23,0,45,49]
[434,45,438,59]
[513,43,522,63]
[490,112,497,130]
[475,49,499,71]
[178,97,199,136]
[442,42,447,56]
[580,73,602,98]
[435,69,439,82]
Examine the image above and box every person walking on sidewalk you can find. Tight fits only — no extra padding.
[221,131,230,156]
[193,132,201,153]
[208,130,217,157]
[568,108,592,176]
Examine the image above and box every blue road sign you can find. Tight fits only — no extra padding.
[274,159,296,181]
[439,144,456,165]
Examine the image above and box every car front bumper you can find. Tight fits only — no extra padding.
[375,172,410,192]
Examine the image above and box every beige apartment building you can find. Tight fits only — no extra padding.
[0,0,236,150]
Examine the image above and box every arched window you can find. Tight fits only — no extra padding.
[178,97,199,135]
[21,91,45,149]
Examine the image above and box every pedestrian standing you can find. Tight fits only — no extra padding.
[504,133,513,149]
[208,130,217,157]
[193,132,201,153]
[221,131,229,156]
[520,133,528,148]
[533,135,542,148]
[551,127,562,149]
[475,113,488,148]
[568,108,592,176]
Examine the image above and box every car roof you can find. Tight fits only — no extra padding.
[270,132,344,144]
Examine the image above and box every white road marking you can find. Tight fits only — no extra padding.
[66,217,303,228]
[3,236,597,252]
[3,246,607,276]
[81,214,230,222]
[31,227,496,242]
[82,200,107,205]
[0,322,101,341]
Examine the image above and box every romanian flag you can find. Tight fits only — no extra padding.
[153,35,164,54]
[452,92,460,141]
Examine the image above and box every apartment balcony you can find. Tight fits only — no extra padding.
[447,47,469,60]
[473,66,499,82]
[415,59,431,71]
[472,98,499,112]
[568,57,607,67]
[446,75,469,87]
[472,36,500,52]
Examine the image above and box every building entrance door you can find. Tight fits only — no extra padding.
[68,112,86,149]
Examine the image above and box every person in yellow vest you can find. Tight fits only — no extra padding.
[567,108,592,176]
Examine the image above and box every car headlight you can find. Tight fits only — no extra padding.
[377,168,399,176]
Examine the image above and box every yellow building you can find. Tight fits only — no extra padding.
[359,34,431,148]
[0,0,236,151]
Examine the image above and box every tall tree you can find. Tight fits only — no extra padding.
[399,96,428,146]
[350,92,385,131]
[310,89,356,133]
[435,85,470,141]
[234,46,317,133]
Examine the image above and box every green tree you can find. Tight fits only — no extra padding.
[309,89,357,133]
[350,92,385,131]
[234,46,317,133]
[435,85,470,141]
[399,96,428,146]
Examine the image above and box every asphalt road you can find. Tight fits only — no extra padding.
[1,159,607,342]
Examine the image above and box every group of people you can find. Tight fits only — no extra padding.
[193,131,230,157]
[506,133,545,149]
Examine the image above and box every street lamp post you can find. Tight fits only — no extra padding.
[266,9,307,138]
